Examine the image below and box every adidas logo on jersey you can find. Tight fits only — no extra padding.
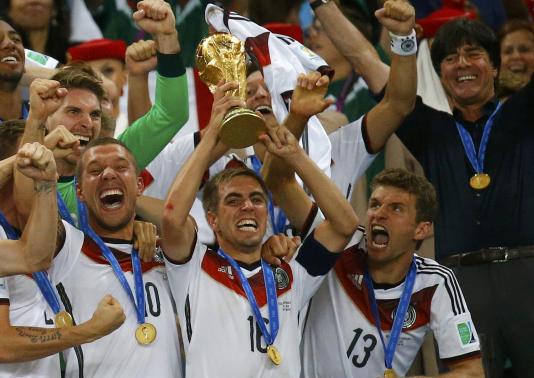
[218,265,234,279]
[347,274,363,290]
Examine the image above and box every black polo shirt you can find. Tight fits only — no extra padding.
[396,76,534,259]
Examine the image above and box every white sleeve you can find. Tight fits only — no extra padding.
[48,221,84,285]
[144,132,196,200]
[291,230,341,310]
[163,237,207,312]
[329,115,377,199]
[430,273,480,359]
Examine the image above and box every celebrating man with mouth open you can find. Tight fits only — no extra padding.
[297,169,484,377]
[13,0,189,227]
[160,73,358,377]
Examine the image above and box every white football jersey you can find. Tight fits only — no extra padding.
[301,239,481,377]
[0,224,61,378]
[49,223,182,378]
[165,230,339,378]
[329,115,377,199]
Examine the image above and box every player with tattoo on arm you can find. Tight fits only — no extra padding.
[0,143,125,377]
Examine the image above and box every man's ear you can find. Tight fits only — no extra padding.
[413,221,433,242]
[136,176,144,197]
[206,211,218,232]
[76,181,84,202]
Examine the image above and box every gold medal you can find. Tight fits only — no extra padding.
[267,345,282,365]
[54,310,73,328]
[469,173,491,190]
[135,323,157,345]
[384,368,397,378]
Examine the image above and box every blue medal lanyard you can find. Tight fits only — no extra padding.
[217,248,279,347]
[454,102,502,175]
[249,156,287,234]
[364,258,417,371]
[0,211,64,317]
[77,200,147,326]
[56,178,84,229]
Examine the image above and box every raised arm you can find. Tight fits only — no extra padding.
[262,72,334,230]
[362,0,417,153]
[126,40,157,125]
[13,80,77,225]
[161,82,242,261]
[0,294,124,362]
[310,0,390,94]
[0,143,58,276]
[0,156,15,190]
[261,126,358,252]
[118,0,189,170]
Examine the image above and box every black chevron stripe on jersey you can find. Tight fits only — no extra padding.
[415,257,466,313]
[56,283,84,378]
[415,257,466,316]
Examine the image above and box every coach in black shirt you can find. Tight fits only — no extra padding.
[393,19,534,378]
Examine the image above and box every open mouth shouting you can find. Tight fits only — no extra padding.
[75,135,91,146]
[370,224,389,249]
[254,105,273,116]
[99,188,124,210]
[236,218,258,232]
[0,55,19,66]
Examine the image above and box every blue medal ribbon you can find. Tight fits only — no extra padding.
[56,178,86,230]
[454,102,502,175]
[21,102,29,119]
[217,248,279,346]
[364,257,417,370]
[0,211,63,315]
[57,191,76,227]
[249,156,287,234]
[77,201,146,325]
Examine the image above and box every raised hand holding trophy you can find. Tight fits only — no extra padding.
[196,33,266,148]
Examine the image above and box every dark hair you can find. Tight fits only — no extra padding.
[0,119,25,160]
[431,19,500,76]
[498,19,534,45]
[370,168,437,223]
[0,0,70,63]
[246,51,263,77]
[75,137,139,182]
[202,167,269,214]
[52,65,105,102]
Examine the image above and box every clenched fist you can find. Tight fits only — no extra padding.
[16,142,57,183]
[90,295,126,337]
[375,0,415,36]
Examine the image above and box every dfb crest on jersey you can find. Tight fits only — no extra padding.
[391,305,417,329]
[274,267,289,290]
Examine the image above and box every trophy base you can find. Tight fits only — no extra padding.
[221,107,266,149]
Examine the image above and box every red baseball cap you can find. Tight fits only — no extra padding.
[67,39,127,62]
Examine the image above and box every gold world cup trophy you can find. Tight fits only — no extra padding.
[196,33,266,148]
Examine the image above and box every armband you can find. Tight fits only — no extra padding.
[389,29,417,56]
